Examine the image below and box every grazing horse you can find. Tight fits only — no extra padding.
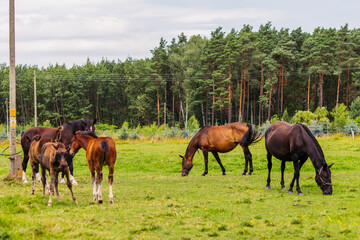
[40,142,78,206]
[69,131,116,204]
[29,126,63,194]
[179,123,261,176]
[21,119,96,183]
[265,121,333,195]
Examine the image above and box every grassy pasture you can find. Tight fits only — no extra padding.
[1,137,360,239]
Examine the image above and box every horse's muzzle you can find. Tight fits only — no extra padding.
[181,172,188,177]
[323,190,333,195]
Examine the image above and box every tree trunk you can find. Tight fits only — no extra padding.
[212,61,216,126]
[258,64,264,125]
[281,61,284,114]
[246,79,249,122]
[307,73,311,111]
[336,63,342,106]
[238,69,243,122]
[164,73,167,127]
[172,71,175,121]
[346,63,350,106]
[228,63,232,123]
[319,72,324,108]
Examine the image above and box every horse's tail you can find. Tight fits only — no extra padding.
[100,139,110,153]
[242,124,262,147]
[52,126,63,142]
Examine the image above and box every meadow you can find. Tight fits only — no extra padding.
[1,136,360,239]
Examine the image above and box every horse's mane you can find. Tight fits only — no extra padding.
[64,120,92,131]
[76,131,98,138]
[298,123,325,163]
[185,125,210,158]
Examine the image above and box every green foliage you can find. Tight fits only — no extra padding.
[292,110,316,125]
[344,120,360,135]
[309,120,322,136]
[187,115,200,132]
[41,120,53,128]
[95,123,118,130]
[270,115,279,124]
[119,127,129,140]
[331,104,349,130]
[349,96,360,119]
[282,109,289,122]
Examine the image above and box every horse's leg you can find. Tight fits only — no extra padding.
[96,166,103,204]
[31,162,36,195]
[22,151,29,183]
[211,151,226,175]
[41,168,46,198]
[35,163,41,182]
[202,150,209,176]
[48,171,56,206]
[55,172,60,200]
[91,170,97,202]
[241,146,253,175]
[288,154,303,195]
[289,157,307,195]
[265,152,272,189]
[65,169,78,205]
[280,161,286,190]
[68,156,78,185]
[108,164,114,204]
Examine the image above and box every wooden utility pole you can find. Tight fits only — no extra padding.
[9,0,22,176]
[34,70,37,126]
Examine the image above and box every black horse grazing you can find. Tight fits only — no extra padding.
[265,121,333,195]
[21,119,96,183]
[180,123,261,176]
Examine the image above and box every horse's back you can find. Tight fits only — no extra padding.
[265,122,306,161]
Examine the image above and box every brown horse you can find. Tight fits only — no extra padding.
[29,126,63,194]
[40,142,77,206]
[180,123,261,176]
[21,119,96,183]
[69,131,116,204]
[265,121,333,195]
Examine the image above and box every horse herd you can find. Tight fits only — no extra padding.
[19,119,333,206]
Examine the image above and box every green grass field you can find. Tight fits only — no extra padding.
[1,137,360,239]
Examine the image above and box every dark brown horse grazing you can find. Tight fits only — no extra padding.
[21,119,96,183]
[265,121,333,195]
[180,123,261,176]
[40,142,77,206]
[29,126,63,194]
[69,131,116,204]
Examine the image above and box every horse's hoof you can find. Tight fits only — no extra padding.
[201,173,207,176]
[222,173,226,176]
[110,199,114,204]
[265,186,270,190]
[74,200,78,205]
[298,192,303,196]
[98,200,103,204]
[288,190,293,194]
[59,178,65,184]
[242,172,246,176]
[281,187,286,190]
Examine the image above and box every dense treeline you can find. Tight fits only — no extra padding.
[1,22,360,128]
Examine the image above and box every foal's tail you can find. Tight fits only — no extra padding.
[242,124,262,147]
[100,140,110,152]
[52,126,63,142]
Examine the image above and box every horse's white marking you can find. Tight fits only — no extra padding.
[22,171,28,183]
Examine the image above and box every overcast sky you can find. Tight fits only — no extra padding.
[1,0,359,68]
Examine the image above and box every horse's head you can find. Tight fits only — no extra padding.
[315,163,333,195]
[52,143,69,170]
[69,132,81,157]
[83,119,96,132]
[179,155,193,177]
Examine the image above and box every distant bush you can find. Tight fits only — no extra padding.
[349,96,360,119]
[292,110,316,125]
[187,115,200,132]
[119,127,129,140]
[95,123,118,130]
[344,120,360,135]
[309,120,322,136]
[41,120,53,128]
[129,130,139,140]
[331,104,349,130]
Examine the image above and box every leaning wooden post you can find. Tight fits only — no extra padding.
[9,0,22,177]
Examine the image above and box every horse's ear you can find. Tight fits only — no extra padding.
[93,119,97,125]
[65,144,71,151]
[179,154,185,160]
[52,144,59,150]
[328,163,334,169]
